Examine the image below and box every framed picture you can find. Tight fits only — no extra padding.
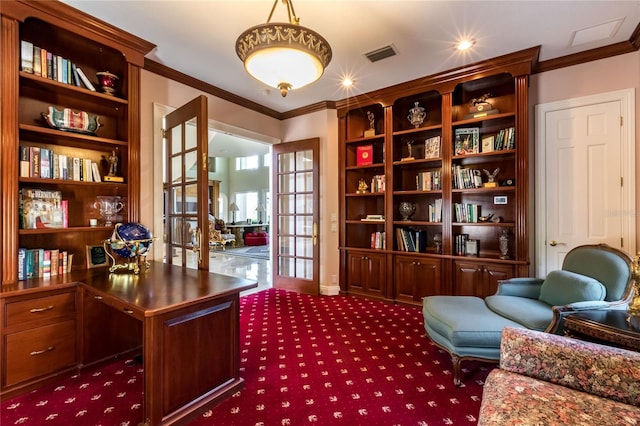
[494,195,508,205]
[465,239,479,256]
[86,244,109,268]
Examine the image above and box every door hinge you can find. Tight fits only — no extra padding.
[161,128,167,138]
[621,237,624,248]
[620,116,623,126]
[621,177,623,187]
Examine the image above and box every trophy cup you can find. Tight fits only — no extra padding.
[94,196,124,227]
[407,102,426,128]
[499,229,510,259]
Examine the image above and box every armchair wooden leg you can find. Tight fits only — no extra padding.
[451,354,462,387]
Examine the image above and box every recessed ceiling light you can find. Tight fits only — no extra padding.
[456,39,475,51]
[342,77,354,87]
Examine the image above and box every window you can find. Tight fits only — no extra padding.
[235,155,259,170]
[235,191,258,222]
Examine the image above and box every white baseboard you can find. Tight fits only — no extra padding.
[320,284,340,296]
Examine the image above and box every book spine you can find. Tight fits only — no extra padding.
[40,48,48,79]
[40,148,50,178]
[33,46,42,76]
[37,248,44,277]
[30,146,40,177]
[50,249,59,277]
[61,199,68,228]
[47,52,54,80]
[61,251,67,275]
[18,248,27,281]
[20,40,34,73]
[19,146,30,178]
[43,250,51,278]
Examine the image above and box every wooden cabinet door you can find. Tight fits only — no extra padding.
[454,260,515,297]
[346,251,386,299]
[483,263,515,296]
[394,256,441,305]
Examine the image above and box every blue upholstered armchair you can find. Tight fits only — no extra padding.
[422,244,635,385]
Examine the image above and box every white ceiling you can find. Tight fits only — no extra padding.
[62,1,639,115]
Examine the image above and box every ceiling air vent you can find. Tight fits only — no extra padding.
[364,44,397,63]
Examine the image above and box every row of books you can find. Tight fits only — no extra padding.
[20,145,103,182]
[370,231,386,249]
[396,228,428,253]
[18,248,73,280]
[19,189,68,229]
[416,170,442,191]
[454,203,481,223]
[454,234,470,256]
[452,165,483,189]
[20,40,96,91]
[490,127,516,151]
[427,199,443,223]
[370,174,385,193]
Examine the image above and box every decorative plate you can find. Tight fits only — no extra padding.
[41,106,101,135]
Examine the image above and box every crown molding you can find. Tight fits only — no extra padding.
[145,21,640,120]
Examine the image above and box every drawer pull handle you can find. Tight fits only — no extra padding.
[94,295,103,300]
[30,346,55,356]
[30,305,54,313]
[123,308,134,315]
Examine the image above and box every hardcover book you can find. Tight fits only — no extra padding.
[20,188,64,229]
[454,128,479,155]
[356,144,373,166]
[20,40,34,73]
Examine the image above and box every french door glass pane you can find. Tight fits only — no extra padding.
[296,236,312,257]
[279,173,294,193]
[279,195,295,214]
[170,125,182,155]
[296,170,312,192]
[296,258,312,279]
[279,153,295,173]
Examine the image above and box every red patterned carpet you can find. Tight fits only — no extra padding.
[1,289,493,425]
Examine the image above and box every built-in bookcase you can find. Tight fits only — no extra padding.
[338,50,537,306]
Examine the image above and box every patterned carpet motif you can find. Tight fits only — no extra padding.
[1,289,493,425]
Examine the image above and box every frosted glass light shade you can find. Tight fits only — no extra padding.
[236,22,332,97]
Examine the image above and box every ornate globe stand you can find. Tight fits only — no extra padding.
[104,237,155,274]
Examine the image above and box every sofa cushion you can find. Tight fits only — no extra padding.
[422,296,523,348]
[485,295,552,331]
[478,369,640,425]
[538,270,606,306]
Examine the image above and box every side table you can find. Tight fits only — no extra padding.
[564,310,640,351]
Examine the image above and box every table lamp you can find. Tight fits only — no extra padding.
[256,203,266,224]
[229,202,239,224]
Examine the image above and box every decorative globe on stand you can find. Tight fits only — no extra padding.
[104,222,154,273]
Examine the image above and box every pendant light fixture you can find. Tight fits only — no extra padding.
[236,0,332,97]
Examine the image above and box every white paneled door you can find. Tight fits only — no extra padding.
[537,89,635,275]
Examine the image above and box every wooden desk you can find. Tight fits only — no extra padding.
[564,310,640,351]
[80,263,257,425]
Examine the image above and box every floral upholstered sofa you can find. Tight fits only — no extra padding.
[478,327,640,425]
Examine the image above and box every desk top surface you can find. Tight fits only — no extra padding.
[82,262,257,315]
[2,262,257,316]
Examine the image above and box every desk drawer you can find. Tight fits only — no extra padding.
[4,292,76,328]
[5,319,77,387]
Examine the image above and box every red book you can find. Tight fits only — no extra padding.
[356,145,373,166]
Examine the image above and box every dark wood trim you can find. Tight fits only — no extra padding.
[1,0,154,66]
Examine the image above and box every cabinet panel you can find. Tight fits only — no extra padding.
[346,251,387,299]
[394,255,441,305]
[5,319,77,387]
[454,260,514,297]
